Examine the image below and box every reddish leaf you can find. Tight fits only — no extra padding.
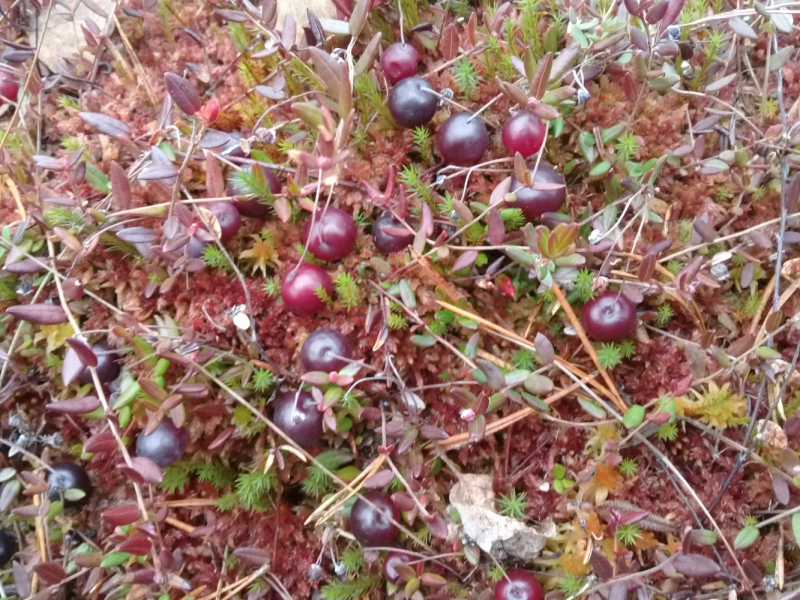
[622,72,637,103]
[440,24,459,61]
[139,378,167,402]
[108,163,132,214]
[673,554,719,577]
[491,176,512,206]
[215,7,246,21]
[645,0,668,23]
[307,9,326,45]
[639,253,656,282]
[421,202,434,237]
[426,514,448,539]
[772,473,790,505]
[590,550,614,579]
[46,396,100,414]
[609,582,628,600]
[33,155,65,170]
[101,504,142,526]
[164,73,202,115]
[363,469,396,489]
[130,456,164,484]
[452,250,479,272]
[692,217,716,243]
[138,163,178,181]
[33,562,67,586]
[233,547,270,565]
[13,562,30,598]
[281,13,296,48]
[6,303,67,325]
[4,258,46,274]
[84,431,118,453]
[208,426,235,450]
[740,262,755,288]
[475,359,505,391]
[534,332,555,365]
[786,172,800,213]
[79,112,131,137]
[488,207,505,245]
[118,535,153,556]
[116,227,159,243]
[630,27,649,51]
[660,0,686,28]
[420,425,449,440]
[65,337,98,368]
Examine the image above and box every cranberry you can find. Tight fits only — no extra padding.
[228,165,281,219]
[494,569,543,600]
[509,163,566,222]
[436,112,488,166]
[273,391,324,447]
[581,290,637,342]
[205,201,242,242]
[281,263,333,315]
[381,43,419,83]
[302,207,357,261]
[301,328,353,373]
[383,551,416,584]
[48,462,92,506]
[502,111,546,158]
[0,72,18,105]
[136,419,188,467]
[63,343,120,386]
[388,77,438,129]
[221,131,247,158]
[350,491,400,546]
[372,212,414,254]
[0,531,16,567]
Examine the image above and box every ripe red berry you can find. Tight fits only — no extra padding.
[302,207,357,261]
[0,531,16,567]
[205,201,242,242]
[63,343,120,386]
[381,43,419,83]
[388,77,438,129]
[136,419,188,467]
[273,391,324,447]
[281,263,333,315]
[48,462,92,506]
[502,110,546,158]
[228,165,281,219]
[350,491,400,546]
[383,551,416,584]
[0,71,18,106]
[581,290,637,342]
[509,163,566,222]
[372,212,414,254]
[301,328,353,373]
[436,112,488,166]
[494,569,543,600]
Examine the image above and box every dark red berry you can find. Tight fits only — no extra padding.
[494,569,543,600]
[388,77,438,129]
[436,112,488,167]
[383,551,416,584]
[0,531,16,567]
[48,462,92,506]
[502,110,546,158]
[381,43,419,83]
[302,207,357,261]
[0,71,18,105]
[205,201,242,242]
[581,290,637,342]
[221,132,247,158]
[372,212,414,254]
[136,419,188,467]
[273,391,324,447]
[301,328,353,373]
[350,491,400,546]
[63,343,120,386]
[228,165,281,219]
[508,163,566,222]
[281,263,333,315]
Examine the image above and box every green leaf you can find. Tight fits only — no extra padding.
[648,74,680,91]
[101,551,131,568]
[769,45,795,71]
[63,488,86,502]
[601,123,626,144]
[756,346,781,359]
[623,405,645,428]
[553,463,566,480]
[578,397,607,418]
[411,335,436,347]
[734,525,759,549]
[792,514,800,544]
[589,161,612,176]
[504,247,538,267]
[86,164,111,193]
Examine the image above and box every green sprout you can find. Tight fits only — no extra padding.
[497,489,528,519]
[655,304,674,326]
[618,458,638,477]
[597,343,623,370]
[616,524,642,546]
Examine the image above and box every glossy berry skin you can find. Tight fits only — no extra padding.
[495,569,543,600]
[388,77,438,129]
[509,164,566,222]
[281,263,333,315]
[302,207,357,261]
[228,165,281,219]
[65,343,120,385]
[273,391,324,447]
[381,43,419,83]
[205,201,242,243]
[581,290,637,342]
[436,112,489,167]
[502,111,546,158]
[383,551,416,585]
[372,213,414,254]
[350,491,400,546]
[301,328,353,373]
[48,462,92,506]
[0,531,16,567]
[136,420,187,467]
